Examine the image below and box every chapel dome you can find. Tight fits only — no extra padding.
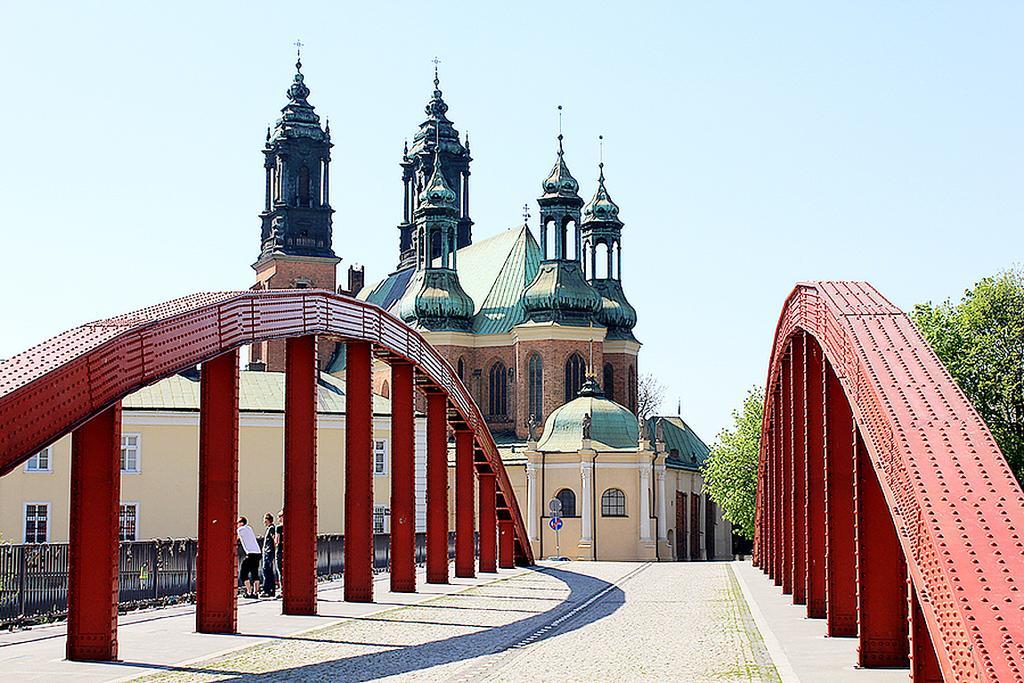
[536,378,639,452]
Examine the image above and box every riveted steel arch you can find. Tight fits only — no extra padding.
[754,281,1024,682]
[0,289,533,564]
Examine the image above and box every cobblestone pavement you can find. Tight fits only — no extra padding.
[143,561,778,682]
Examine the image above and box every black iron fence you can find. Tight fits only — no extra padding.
[0,531,454,627]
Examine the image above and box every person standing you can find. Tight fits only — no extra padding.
[237,517,261,598]
[261,513,277,597]
[275,508,284,592]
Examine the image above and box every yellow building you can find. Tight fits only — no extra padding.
[0,371,728,563]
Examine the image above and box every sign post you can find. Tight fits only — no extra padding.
[548,499,563,559]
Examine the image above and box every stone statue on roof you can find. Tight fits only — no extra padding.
[582,412,592,440]
[527,414,538,441]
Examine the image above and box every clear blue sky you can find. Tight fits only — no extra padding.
[1,2,1022,441]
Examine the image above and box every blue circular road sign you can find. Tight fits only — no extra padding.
[549,517,563,531]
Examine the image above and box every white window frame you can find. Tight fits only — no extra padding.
[373,439,388,476]
[25,446,52,473]
[23,502,50,543]
[373,505,390,534]
[119,501,140,541]
[121,433,142,474]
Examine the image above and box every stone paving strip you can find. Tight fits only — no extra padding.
[141,562,779,682]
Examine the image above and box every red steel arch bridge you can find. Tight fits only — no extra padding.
[0,290,532,661]
[754,281,1024,682]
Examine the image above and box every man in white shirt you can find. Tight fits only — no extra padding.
[237,517,262,598]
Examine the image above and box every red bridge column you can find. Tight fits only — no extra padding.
[283,335,318,615]
[426,392,449,584]
[770,399,781,584]
[498,519,515,569]
[345,340,374,603]
[804,338,827,619]
[855,431,909,668]
[773,386,784,587]
[791,335,807,605]
[781,350,793,596]
[455,429,476,578]
[67,403,121,661]
[197,350,239,634]
[389,361,416,593]
[910,583,943,682]
[824,361,857,637]
[478,472,497,573]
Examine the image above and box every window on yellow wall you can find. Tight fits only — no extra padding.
[555,488,577,517]
[24,503,49,543]
[120,503,138,541]
[25,447,52,472]
[121,434,141,473]
[374,439,388,476]
[373,505,389,533]
[601,489,626,517]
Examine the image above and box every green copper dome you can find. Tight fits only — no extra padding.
[522,261,602,324]
[537,378,639,452]
[397,269,475,331]
[541,135,580,199]
[582,163,622,226]
[418,156,458,210]
[593,279,637,340]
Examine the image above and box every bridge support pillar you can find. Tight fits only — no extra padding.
[790,335,807,605]
[781,350,793,595]
[197,350,239,634]
[773,388,783,587]
[498,519,515,569]
[283,335,318,615]
[478,472,497,573]
[804,338,827,619]
[856,432,909,668]
[345,340,374,603]
[824,362,857,637]
[389,362,416,593]
[426,392,449,584]
[910,583,943,682]
[455,429,476,578]
[67,402,121,661]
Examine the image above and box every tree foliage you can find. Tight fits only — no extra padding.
[702,386,764,540]
[636,372,665,421]
[912,269,1024,482]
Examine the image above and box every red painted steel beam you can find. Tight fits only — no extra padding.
[498,519,515,569]
[763,405,773,576]
[478,472,498,573]
[791,334,807,605]
[283,335,318,615]
[389,361,416,593]
[824,360,857,637]
[804,337,827,619]
[910,583,944,682]
[426,392,449,584]
[196,350,239,634]
[345,340,375,603]
[455,429,476,578]
[855,430,909,668]
[0,289,533,567]
[773,391,784,587]
[781,350,793,596]
[67,403,121,661]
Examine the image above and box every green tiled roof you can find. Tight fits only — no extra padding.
[123,371,392,415]
[358,225,542,336]
[537,384,639,452]
[647,416,710,471]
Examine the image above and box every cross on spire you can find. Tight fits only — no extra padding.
[522,203,531,224]
[294,39,304,70]
[432,56,441,87]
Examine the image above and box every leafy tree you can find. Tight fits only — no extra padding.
[702,386,764,540]
[913,269,1024,482]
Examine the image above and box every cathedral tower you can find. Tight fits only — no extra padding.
[251,52,339,371]
[397,67,473,270]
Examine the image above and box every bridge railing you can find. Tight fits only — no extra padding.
[0,531,461,627]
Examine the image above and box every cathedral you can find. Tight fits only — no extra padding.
[248,55,639,442]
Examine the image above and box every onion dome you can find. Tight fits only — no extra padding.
[397,269,475,331]
[541,135,581,199]
[582,163,622,226]
[418,149,458,211]
[592,279,638,340]
[537,378,639,452]
[522,261,602,324]
[409,69,467,158]
[271,58,326,143]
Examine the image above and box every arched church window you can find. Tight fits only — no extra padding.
[488,362,508,418]
[528,353,543,423]
[457,357,466,382]
[544,218,557,260]
[564,218,578,261]
[380,381,390,399]
[601,489,627,517]
[555,488,577,517]
[628,365,637,414]
[298,166,310,206]
[565,353,586,402]
[595,241,610,279]
[603,363,615,400]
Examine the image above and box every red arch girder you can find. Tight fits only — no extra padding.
[0,289,533,564]
[754,281,1024,683]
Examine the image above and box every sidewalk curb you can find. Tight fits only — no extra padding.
[730,561,799,683]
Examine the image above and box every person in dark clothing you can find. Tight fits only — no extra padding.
[236,517,261,598]
[275,508,284,593]
[261,513,277,597]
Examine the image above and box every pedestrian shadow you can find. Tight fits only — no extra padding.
[158,565,623,681]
